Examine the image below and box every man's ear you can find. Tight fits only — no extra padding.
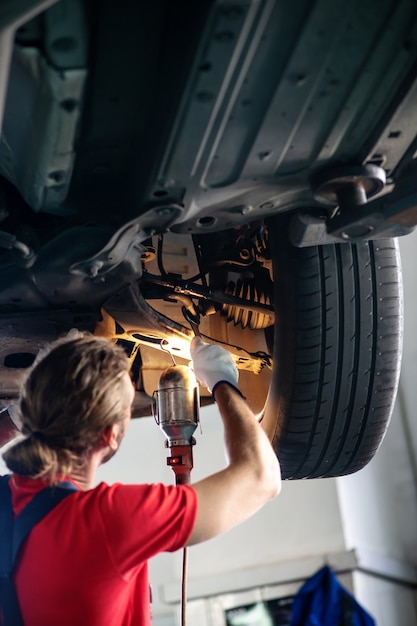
[101,424,120,451]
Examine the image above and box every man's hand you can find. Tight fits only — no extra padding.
[190,337,239,393]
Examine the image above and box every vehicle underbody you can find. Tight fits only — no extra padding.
[0,0,415,477]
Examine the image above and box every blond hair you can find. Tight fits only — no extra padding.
[3,335,131,481]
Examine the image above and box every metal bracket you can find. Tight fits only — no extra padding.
[291,165,417,247]
[70,204,183,277]
[326,175,417,240]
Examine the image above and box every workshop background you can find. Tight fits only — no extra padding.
[1,231,416,625]
[94,230,417,626]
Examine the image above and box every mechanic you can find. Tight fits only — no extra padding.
[0,334,281,626]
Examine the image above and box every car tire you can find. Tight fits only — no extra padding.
[261,220,403,479]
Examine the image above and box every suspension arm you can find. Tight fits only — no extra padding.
[141,272,274,317]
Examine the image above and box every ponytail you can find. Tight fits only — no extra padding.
[3,434,76,481]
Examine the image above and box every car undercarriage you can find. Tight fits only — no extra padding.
[0,0,415,477]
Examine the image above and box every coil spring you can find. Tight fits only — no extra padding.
[222,277,274,330]
[254,225,269,257]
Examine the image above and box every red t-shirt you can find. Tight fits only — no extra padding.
[6,474,198,626]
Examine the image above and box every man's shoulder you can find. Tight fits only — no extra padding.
[90,481,197,518]
[91,480,193,500]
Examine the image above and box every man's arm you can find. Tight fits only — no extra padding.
[186,340,281,546]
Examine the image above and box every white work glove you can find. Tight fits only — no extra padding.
[190,337,239,397]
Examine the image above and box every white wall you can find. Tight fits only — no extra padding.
[336,401,417,564]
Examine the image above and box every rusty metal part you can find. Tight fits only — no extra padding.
[311,164,386,209]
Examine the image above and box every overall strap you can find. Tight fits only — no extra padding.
[0,476,78,626]
[0,476,13,587]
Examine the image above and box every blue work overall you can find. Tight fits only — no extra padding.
[0,476,78,626]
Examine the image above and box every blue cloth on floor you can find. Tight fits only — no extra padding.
[289,565,376,626]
